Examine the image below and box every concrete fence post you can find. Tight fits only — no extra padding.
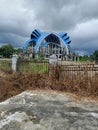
[12,54,18,72]
[49,54,58,76]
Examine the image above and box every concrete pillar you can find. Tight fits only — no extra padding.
[12,54,18,72]
[77,56,79,62]
[35,54,38,59]
[65,55,69,61]
[49,54,58,76]
[74,56,76,61]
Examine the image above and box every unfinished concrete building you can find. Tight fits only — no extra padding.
[23,29,72,60]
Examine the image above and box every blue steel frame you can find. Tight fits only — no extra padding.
[23,29,71,54]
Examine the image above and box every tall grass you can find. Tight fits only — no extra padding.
[17,61,49,74]
[0,60,11,72]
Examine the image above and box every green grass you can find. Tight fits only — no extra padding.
[18,62,49,74]
[0,60,11,71]
[0,59,49,74]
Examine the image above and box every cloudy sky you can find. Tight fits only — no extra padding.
[0,0,98,55]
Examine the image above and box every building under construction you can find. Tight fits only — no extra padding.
[23,29,72,60]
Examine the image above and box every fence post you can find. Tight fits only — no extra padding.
[49,55,58,76]
[12,54,18,72]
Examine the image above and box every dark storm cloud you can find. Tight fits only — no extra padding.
[23,0,98,31]
[70,19,98,53]
[0,32,27,48]
[0,0,98,54]
[23,0,80,31]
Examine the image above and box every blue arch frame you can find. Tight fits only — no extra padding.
[23,29,71,54]
[23,39,35,51]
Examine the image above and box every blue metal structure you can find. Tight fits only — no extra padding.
[23,29,71,54]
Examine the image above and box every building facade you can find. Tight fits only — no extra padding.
[23,29,72,60]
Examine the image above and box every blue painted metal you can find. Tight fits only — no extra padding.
[41,42,49,47]
[23,29,71,54]
[35,32,49,53]
[59,32,67,37]
[23,38,35,52]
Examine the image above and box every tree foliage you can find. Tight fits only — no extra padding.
[0,44,14,58]
[14,48,23,54]
[93,50,98,61]
[79,50,98,62]
[79,55,91,62]
[0,44,23,58]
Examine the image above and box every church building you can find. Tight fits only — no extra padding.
[23,29,72,60]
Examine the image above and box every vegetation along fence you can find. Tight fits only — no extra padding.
[0,59,98,80]
[0,60,12,72]
[17,60,49,74]
[60,62,98,80]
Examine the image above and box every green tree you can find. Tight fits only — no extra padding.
[0,44,14,58]
[93,50,98,61]
[14,48,23,54]
[79,55,90,61]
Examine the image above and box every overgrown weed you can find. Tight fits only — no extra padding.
[0,66,98,101]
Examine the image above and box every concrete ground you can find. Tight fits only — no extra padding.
[0,91,98,130]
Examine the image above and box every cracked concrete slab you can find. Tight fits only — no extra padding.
[0,91,98,130]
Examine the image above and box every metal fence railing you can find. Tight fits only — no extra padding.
[0,59,98,80]
[0,60,12,72]
[17,60,49,74]
[60,63,98,80]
